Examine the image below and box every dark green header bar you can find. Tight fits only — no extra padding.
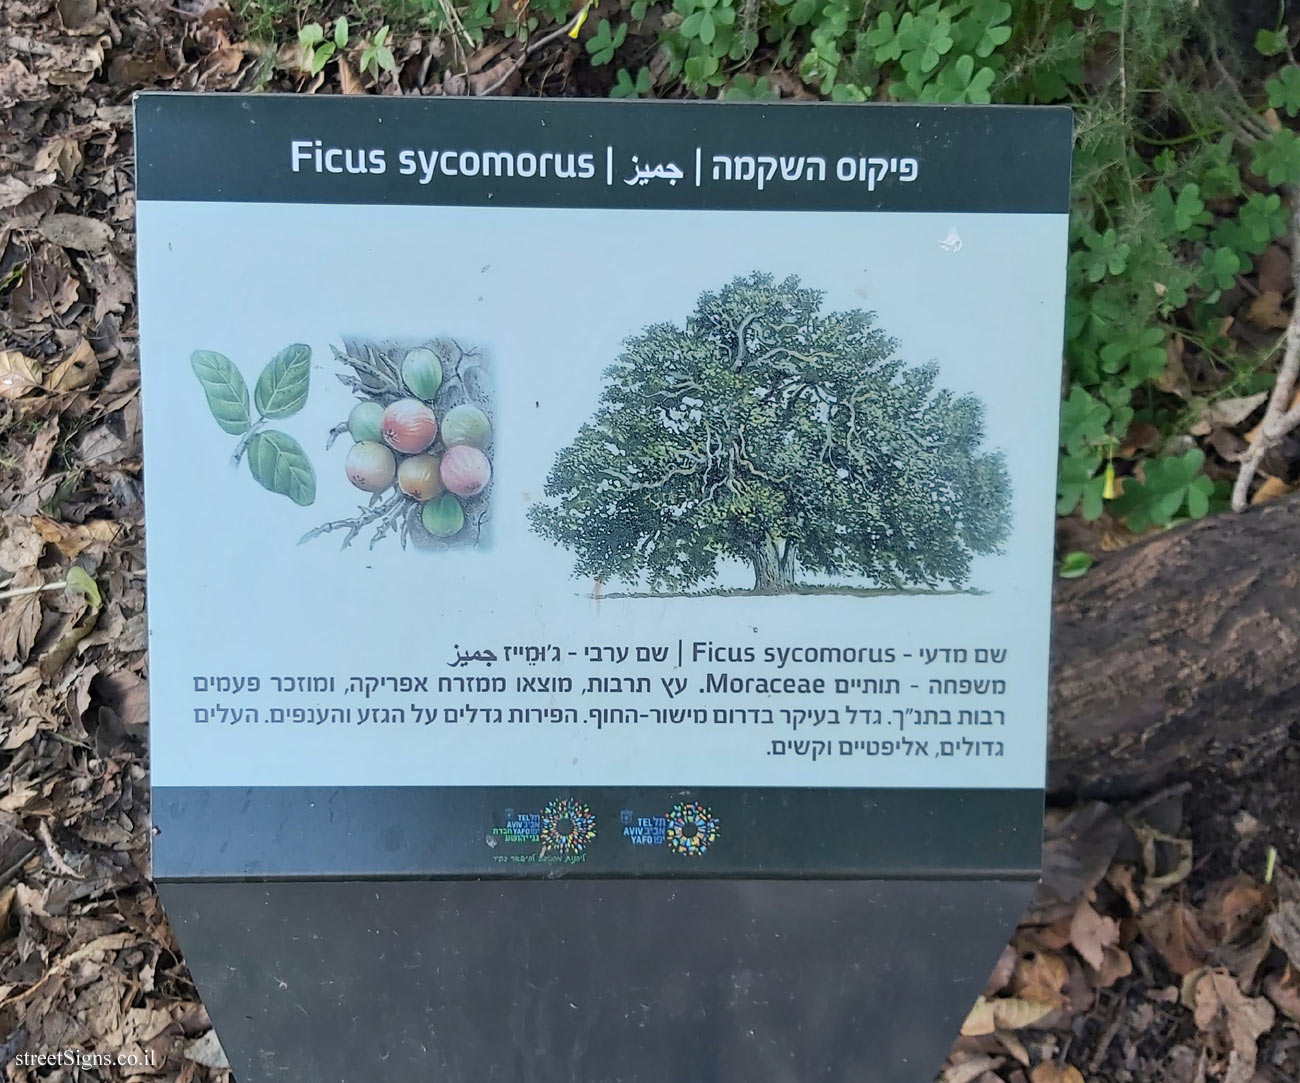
[134,93,1071,214]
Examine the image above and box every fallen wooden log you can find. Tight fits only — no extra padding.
[1049,494,1300,798]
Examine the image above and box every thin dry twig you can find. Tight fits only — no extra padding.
[1233,194,1300,510]
[477,8,587,96]
[0,579,67,601]
[1089,983,1132,1073]
[433,0,474,70]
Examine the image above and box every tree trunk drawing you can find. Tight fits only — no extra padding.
[752,539,797,593]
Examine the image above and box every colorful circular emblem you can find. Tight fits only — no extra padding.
[665,801,719,857]
[539,797,597,856]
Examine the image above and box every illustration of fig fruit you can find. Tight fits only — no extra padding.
[348,400,384,443]
[440,444,491,497]
[422,492,464,537]
[381,398,438,454]
[397,453,443,502]
[440,403,492,450]
[346,440,397,493]
[402,348,443,402]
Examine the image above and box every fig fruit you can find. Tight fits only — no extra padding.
[440,444,491,497]
[346,440,396,493]
[397,453,443,502]
[422,492,464,537]
[440,403,492,450]
[402,348,443,402]
[347,400,384,443]
[382,398,438,454]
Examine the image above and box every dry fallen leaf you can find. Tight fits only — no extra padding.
[961,995,1057,1036]
[82,251,134,323]
[77,423,126,466]
[38,212,114,254]
[984,944,1018,996]
[1219,925,1273,990]
[1025,917,1073,952]
[107,43,177,84]
[0,350,42,400]
[1268,900,1300,970]
[1182,967,1275,1083]
[1256,244,1292,294]
[994,1028,1031,1066]
[1251,475,1291,505]
[1038,803,1125,910]
[14,419,60,514]
[182,1029,230,1070]
[0,517,47,573]
[0,57,46,110]
[1119,420,1162,456]
[0,169,55,211]
[1105,863,1142,913]
[0,569,44,664]
[41,38,108,90]
[199,40,249,82]
[339,58,364,94]
[1029,1064,1084,1083]
[56,0,98,31]
[33,134,84,181]
[1204,876,1270,942]
[1245,290,1290,330]
[1141,900,1213,977]
[1132,820,1193,902]
[44,336,99,393]
[1093,944,1133,988]
[9,253,79,322]
[0,715,41,751]
[30,516,121,559]
[1070,900,1120,971]
[1207,427,1248,464]
[1193,392,1268,434]
[38,597,101,681]
[3,931,139,1008]
[93,669,148,729]
[1264,966,1300,1023]
[1156,335,1191,398]
[942,1052,1004,1083]
[1012,950,1069,1006]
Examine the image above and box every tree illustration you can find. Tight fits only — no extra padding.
[529,272,1012,594]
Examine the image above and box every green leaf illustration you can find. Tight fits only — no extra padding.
[191,350,251,435]
[254,343,311,419]
[246,430,316,505]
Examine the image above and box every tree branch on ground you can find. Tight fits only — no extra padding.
[1233,194,1300,510]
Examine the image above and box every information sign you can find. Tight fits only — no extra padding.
[136,93,1071,1082]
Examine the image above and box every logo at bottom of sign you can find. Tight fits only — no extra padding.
[630,802,721,857]
[488,799,721,865]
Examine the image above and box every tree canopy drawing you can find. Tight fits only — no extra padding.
[528,272,1012,595]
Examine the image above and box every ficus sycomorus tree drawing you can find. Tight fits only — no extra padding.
[529,272,1012,594]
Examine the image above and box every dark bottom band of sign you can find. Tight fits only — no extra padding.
[161,877,1039,1083]
[152,785,1043,880]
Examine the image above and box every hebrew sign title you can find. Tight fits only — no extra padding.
[288,139,921,193]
